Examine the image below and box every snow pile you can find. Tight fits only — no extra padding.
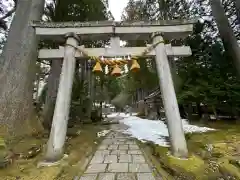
[120,116,215,147]
[107,112,137,118]
[97,130,111,137]
[181,119,215,133]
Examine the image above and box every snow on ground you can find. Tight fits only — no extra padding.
[119,116,215,147]
[97,130,111,137]
[107,112,138,118]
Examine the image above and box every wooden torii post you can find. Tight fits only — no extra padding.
[34,20,194,162]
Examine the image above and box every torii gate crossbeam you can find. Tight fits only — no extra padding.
[32,20,194,41]
[38,45,192,60]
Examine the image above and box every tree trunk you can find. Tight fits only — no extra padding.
[91,74,95,109]
[80,61,85,82]
[186,104,193,121]
[0,0,45,138]
[210,0,240,75]
[87,67,93,117]
[179,104,187,119]
[42,60,62,129]
[201,105,210,122]
[83,62,93,122]
[211,105,218,120]
[99,101,103,119]
[35,62,41,103]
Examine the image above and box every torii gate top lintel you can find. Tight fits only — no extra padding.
[32,20,195,41]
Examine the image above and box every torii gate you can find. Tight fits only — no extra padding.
[34,20,194,162]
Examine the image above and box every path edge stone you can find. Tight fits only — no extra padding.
[76,130,113,178]
[137,141,164,180]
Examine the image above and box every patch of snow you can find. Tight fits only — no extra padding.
[97,130,111,137]
[120,116,215,147]
[107,112,137,118]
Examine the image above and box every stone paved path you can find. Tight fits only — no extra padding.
[78,124,157,180]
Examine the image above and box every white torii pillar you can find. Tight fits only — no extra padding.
[152,32,188,157]
[44,32,80,162]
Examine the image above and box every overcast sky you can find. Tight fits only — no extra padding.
[109,0,129,21]
[2,0,129,21]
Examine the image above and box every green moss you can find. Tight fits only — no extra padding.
[0,124,107,179]
[150,144,205,179]
[187,122,240,159]
[0,137,7,161]
[0,137,6,148]
[218,159,240,179]
[153,145,168,156]
[212,143,234,157]
[229,158,240,168]
[139,142,173,180]
[163,155,205,179]
[144,122,240,179]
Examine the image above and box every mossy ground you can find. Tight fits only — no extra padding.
[0,124,108,180]
[142,120,240,179]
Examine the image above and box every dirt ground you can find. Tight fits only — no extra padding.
[0,124,109,180]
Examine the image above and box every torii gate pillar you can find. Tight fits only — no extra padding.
[44,33,80,161]
[152,32,188,157]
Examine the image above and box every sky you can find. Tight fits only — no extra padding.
[2,0,129,21]
[109,0,129,21]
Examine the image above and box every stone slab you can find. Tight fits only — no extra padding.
[79,174,98,180]
[104,155,118,163]
[115,136,128,139]
[129,145,140,150]
[111,150,127,155]
[116,173,136,180]
[107,132,115,136]
[90,154,105,164]
[85,164,107,173]
[129,163,151,173]
[102,139,114,145]
[117,139,126,142]
[118,145,129,150]
[137,173,155,180]
[108,145,118,150]
[128,150,142,155]
[108,163,128,172]
[114,141,125,145]
[95,150,110,156]
[132,155,146,163]
[125,140,136,145]
[98,173,115,180]
[119,154,132,163]
[98,145,108,150]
